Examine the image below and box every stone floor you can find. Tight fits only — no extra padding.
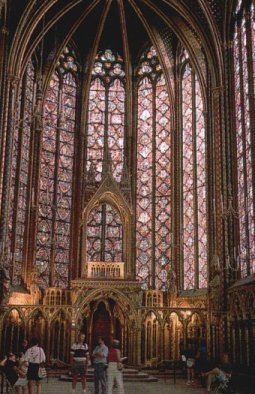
[42,378,205,393]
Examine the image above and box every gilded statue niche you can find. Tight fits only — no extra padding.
[81,174,134,280]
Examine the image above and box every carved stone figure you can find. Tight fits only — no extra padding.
[29,268,42,305]
[167,267,177,295]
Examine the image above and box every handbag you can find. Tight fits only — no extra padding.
[186,358,194,368]
[38,348,47,379]
[117,362,123,371]
[38,366,47,379]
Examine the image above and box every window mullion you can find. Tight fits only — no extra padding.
[11,73,27,280]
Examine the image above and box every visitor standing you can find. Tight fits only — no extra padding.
[184,342,196,385]
[107,339,125,394]
[24,338,46,394]
[70,332,90,394]
[19,339,29,358]
[92,337,108,394]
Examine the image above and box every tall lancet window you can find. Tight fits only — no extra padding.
[181,50,207,290]
[36,47,78,288]
[86,49,125,182]
[136,47,171,290]
[233,0,255,277]
[8,60,36,285]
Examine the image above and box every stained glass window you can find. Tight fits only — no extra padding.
[87,203,123,262]
[233,1,255,277]
[136,47,171,291]
[36,47,78,288]
[87,49,125,182]
[181,58,207,290]
[8,60,35,285]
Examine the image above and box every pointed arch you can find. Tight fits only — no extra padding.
[81,174,133,278]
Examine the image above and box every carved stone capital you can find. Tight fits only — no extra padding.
[211,86,224,97]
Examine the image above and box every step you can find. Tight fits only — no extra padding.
[59,367,158,383]
[60,375,158,383]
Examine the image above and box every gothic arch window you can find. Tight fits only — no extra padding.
[180,52,207,290]
[86,203,123,262]
[8,59,36,285]
[86,49,125,182]
[136,46,171,291]
[233,0,255,277]
[36,47,78,288]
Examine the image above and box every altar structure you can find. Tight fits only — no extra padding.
[0,165,207,366]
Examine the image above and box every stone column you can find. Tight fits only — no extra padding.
[0,75,19,263]
[208,85,228,356]
[136,327,142,366]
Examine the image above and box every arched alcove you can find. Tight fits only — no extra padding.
[1,309,25,356]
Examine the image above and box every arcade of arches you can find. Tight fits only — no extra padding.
[0,0,255,374]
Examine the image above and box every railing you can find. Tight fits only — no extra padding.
[87,261,125,279]
[43,288,72,305]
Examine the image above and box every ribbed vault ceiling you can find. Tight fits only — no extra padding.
[5,0,226,86]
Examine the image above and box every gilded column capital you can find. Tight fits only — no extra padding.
[211,86,224,97]
[6,74,20,89]
[223,41,233,50]
[0,26,8,35]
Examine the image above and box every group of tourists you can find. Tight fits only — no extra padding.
[0,338,46,394]
[182,341,232,392]
[1,333,233,394]
[0,332,125,394]
[71,332,125,394]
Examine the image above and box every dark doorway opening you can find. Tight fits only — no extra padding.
[92,302,112,348]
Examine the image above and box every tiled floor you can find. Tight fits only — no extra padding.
[42,378,205,393]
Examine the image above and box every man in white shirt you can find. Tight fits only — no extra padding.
[70,332,90,394]
[92,337,108,394]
